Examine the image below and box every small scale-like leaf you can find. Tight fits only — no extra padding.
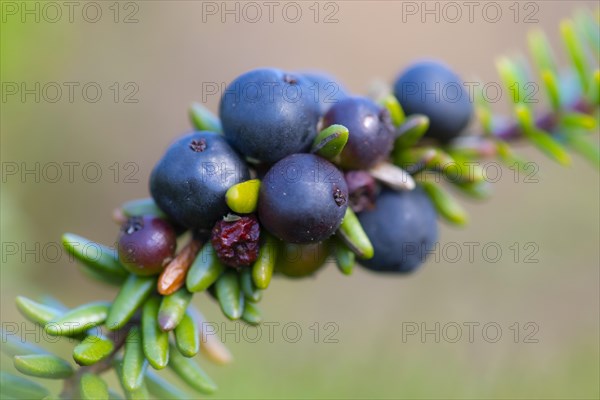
[515,105,571,166]
[241,301,262,325]
[496,57,525,105]
[239,268,262,302]
[528,30,557,74]
[106,274,155,330]
[251,234,277,289]
[16,296,62,326]
[186,243,225,293]
[451,180,493,200]
[73,335,114,366]
[145,369,190,399]
[62,233,128,285]
[174,311,200,357]
[122,327,148,391]
[45,302,110,336]
[14,354,73,379]
[225,179,261,214]
[379,94,405,127]
[337,208,374,259]
[120,198,167,219]
[215,271,244,320]
[0,371,50,399]
[420,180,468,226]
[80,373,109,400]
[115,359,149,400]
[393,114,429,149]
[157,288,193,332]
[444,152,486,184]
[169,344,217,394]
[333,239,355,275]
[190,102,222,132]
[142,297,169,369]
[311,124,349,160]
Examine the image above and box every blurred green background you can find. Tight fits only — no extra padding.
[1,1,599,398]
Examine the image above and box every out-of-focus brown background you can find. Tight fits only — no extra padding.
[2,1,599,398]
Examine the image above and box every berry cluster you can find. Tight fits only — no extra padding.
[6,11,599,396]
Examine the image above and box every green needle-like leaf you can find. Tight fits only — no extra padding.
[333,238,355,275]
[145,369,190,399]
[575,9,600,57]
[106,274,155,330]
[142,297,169,369]
[122,327,148,391]
[215,271,244,320]
[241,301,262,325]
[14,354,74,379]
[497,57,526,105]
[393,114,430,149]
[157,288,193,331]
[45,302,110,336]
[591,69,600,106]
[495,140,530,171]
[562,130,600,168]
[561,112,597,130]
[169,344,217,394]
[379,94,405,127]
[16,296,63,325]
[120,198,167,219]
[62,233,128,285]
[115,359,149,400]
[80,373,109,400]
[337,208,374,259]
[225,179,261,214]
[528,30,557,74]
[541,70,561,112]
[451,180,493,200]
[1,330,49,356]
[445,152,486,184]
[474,84,493,136]
[252,234,277,289]
[0,371,50,399]
[420,180,469,226]
[239,268,262,302]
[311,124,349,160]
[189,102,222,132]
[174,311,200,357]
[73,335,114,366]
[515,105,571,166]
[561,19,591,93]
[186,243,225,292]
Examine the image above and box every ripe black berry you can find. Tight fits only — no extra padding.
[358,188,438,273]
[258,154,348,244]
[149,132,250,230]
[219,68,320,164]
[298,71,349,115]
[117,216,177,276]
[322,96,395,169]
[211,215,260,268]
[393,60,473,142]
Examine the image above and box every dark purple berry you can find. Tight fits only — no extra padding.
[149,132,250,230]
[211,215,260,268]
[322,96,395,169]
[258,153,348,244]
[117,216,177,276]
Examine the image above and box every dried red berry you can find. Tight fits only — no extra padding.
[211,215,260,268]
[345,171,377,212]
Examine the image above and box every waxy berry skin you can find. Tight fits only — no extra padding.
[358,188,438,273]
[258,154,348,244]
[219,68,320,164]
[322,96,395,170]
[150,132,250,230]
[299,71,349,115]
[393,60,473,143]
[117,216,177,276]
